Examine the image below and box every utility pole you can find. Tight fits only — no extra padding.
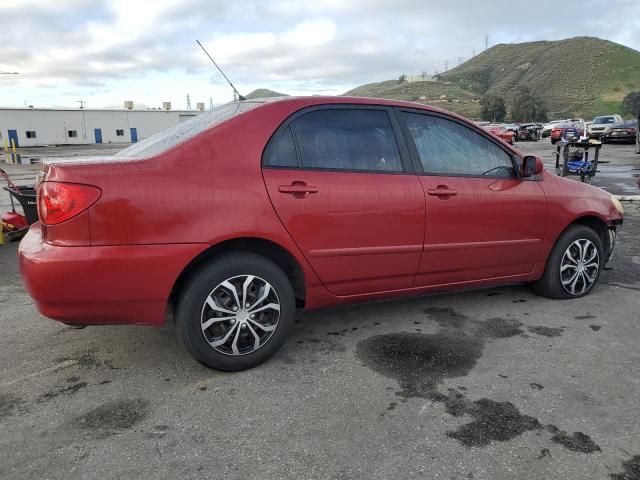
[209,96,214,110]
[77,100,85,109]
[445,60,448,72]
[473,49,476,57]
[186,94,192,111]
[485,35,489,50]
[458,56,463,65]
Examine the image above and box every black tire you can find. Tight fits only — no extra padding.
[176,252,295,371]
[533,225,604,299]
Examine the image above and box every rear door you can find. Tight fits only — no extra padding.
[397,110,546,286]
[262,106,426,296]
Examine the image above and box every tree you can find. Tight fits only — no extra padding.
[511,86,548,123]
[479,93,506,122]
[622,91,640,154]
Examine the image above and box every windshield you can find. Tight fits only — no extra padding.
[116,101,263,158]
[593,116,615,124]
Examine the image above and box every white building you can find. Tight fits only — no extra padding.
[0,106,204,147]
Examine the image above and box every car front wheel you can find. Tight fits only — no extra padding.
[533,225,604,299]
[176,252,296,371]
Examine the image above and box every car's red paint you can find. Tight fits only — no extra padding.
[20,223,208,325]
[18,96,623,326]
[414,176,547,286]
[550,124,585,142]
[262,169,425,295]
[482,125,515,144]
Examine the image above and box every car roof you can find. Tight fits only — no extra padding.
[248,95,474,123]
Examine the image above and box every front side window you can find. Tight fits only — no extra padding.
[291,109,403,172]
[401,112,515,177]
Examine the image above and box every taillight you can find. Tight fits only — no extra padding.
[38,182,101,225]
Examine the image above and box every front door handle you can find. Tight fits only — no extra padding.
[427,186,457,197]
[278,182,318,196]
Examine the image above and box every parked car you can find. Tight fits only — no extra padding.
[516,123,543,141]
[19,97,624,371]
[482,124,515,144]
[588,115,623,138]
[541,120,565,138]
[550,122,585,144]
[601,119,638,144]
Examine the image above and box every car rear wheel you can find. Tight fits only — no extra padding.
[533,225,604,299]
[176,252,295,371]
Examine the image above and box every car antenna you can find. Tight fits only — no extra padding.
[196,40,246,101]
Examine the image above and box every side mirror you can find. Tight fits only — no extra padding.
[522,155,544,177]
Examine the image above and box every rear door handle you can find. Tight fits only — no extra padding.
[278,182,318,196]
[427,186,457,197]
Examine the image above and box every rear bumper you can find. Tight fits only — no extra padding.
[602,134,635,142]
[18,223,207,326]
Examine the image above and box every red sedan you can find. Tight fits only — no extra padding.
[19,97,623,371]
[550,122,585,144]
[482,124,515,144]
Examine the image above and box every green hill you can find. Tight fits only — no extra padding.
[244,88,288,99]
[344,79,482,118]
[438,36,640,118]
[345,37,640,119]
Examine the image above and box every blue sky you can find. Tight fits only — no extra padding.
[1,0,639,109]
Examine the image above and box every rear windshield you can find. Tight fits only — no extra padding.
[116,101,263,158]
[593,116,615,124]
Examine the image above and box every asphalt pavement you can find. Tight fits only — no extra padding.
[1,141,639,479]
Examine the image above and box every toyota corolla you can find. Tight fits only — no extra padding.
[19,97,624,371]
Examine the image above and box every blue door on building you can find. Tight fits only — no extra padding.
[130,127,138,143]
[94,128,102,144]
[7,130,19,147]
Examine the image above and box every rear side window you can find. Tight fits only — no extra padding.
[401,112,515,177]
[264,126,298,167]
[291,109,403,172]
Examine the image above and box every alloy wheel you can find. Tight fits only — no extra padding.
[560,239,600,296]
[200,275,280,355]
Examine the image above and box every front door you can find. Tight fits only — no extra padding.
[398,110,546,286]
[7,130,19,148]
[130,127,138,143]
[94,128,102,144]
[262,107,425,296]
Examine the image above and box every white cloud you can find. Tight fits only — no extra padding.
[0,0,638,107]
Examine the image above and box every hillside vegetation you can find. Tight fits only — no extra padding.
[345,37,640,119]
[345,80,482,117]
[244,88,288,99]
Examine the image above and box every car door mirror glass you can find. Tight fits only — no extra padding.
[522,155,544,177]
